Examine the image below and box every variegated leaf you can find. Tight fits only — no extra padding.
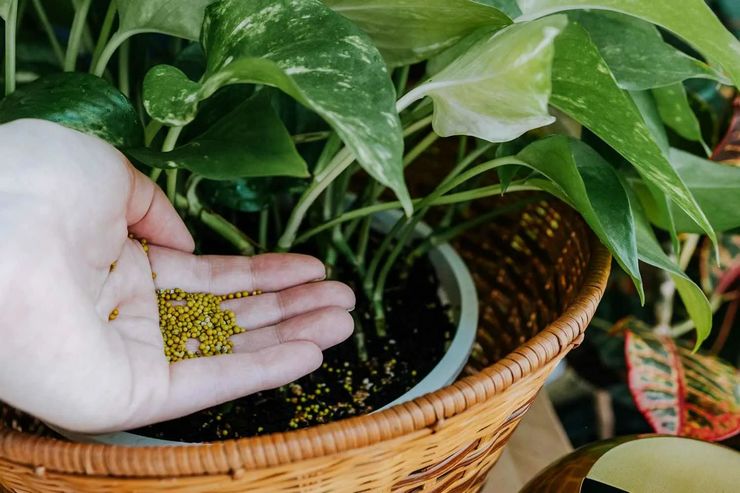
[324,0,512,67]
[144,0,410,213]
[516,0,740,88]
[624,320,684,435]
[396,16,567,142]
[117,0,217,40]
[550,23,716,246]
[625,324,740,441]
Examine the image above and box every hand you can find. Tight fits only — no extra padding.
[0,119,355,434]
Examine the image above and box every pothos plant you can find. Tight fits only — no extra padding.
[1,0,739,356]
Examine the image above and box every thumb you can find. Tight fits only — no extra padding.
[126,163,194,253]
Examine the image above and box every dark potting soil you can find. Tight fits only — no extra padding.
[133,250,456,442]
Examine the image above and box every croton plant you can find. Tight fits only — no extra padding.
[1,0,739,418]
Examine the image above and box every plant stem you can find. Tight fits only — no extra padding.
[161,126,183,204]
[4,0,17,96]
[366,145,499,297]
[184,183,257,256]
[259,208,269,249]
[90,0,117,73]
[407,198,539,264]
[403,114,433,137]
[200,210,257,255]
[92,31,128,77]
[118,39,130,96]
[64,0,92,71]
[295,182,538,245]
[292,131,332,144]
[144,119,163,146]
[31,0,64,66]
[277,147,354,251]
[403,131,439,167]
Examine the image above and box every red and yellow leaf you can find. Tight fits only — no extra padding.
[624,321,740,441]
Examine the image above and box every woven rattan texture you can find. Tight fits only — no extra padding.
[0,201,611,492]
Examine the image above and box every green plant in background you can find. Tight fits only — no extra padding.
[1,0,739,356]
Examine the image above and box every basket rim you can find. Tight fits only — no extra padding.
[0,231,612,478]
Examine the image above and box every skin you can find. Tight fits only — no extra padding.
[0,119,355,434]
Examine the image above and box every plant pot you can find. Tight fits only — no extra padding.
[53,211,480,447]
[0,200,611,493]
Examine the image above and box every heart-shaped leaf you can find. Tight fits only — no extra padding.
[567,11,727,91]
[517,0,740,88]
[549,22,715,246]
[116,0,216,40]
[623,182,712,346]
[624,324,740,441]
[653,84,708,153]
[517,136,643,299]
[324,0,511,67]
[144,0,409,213]
[129,91,307,180]
[0,72,143,148]
[396,15,567,142]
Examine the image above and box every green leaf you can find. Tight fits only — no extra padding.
[325,0,511,67]
[568,11,727,90]
[144,0,409,213]
[0,0,12,20]
[653,83,709,154]
[635,149,740,234]
[397,15,567,142]
[624,183,712,346]
[0,72,142,147]
[128,91,307,180]
[517,0,740,88]
[142,65,202,127]
[549,23,716,245]
[116,0,216,40]
[517,136,643,299]
[473,0,521,18]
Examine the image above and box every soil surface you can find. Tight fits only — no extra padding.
[134,248,455,442]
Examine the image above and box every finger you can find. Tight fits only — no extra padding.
[222,280,355,329]
[126,165,194,252]
[148,247,327,294]
[232,307,354,352]
[151,341,322,424]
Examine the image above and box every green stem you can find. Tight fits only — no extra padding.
[144,119,163,146]
[407,198,539,264]
[403,114,433,137]
[366,144,497,296]
[403,131,439,167]
[4,0,17,96]
[184,182,256,256]
[64,0,92,71]
[259,208,269,249]
[92,30,128,77]
[31,0,64,67]
[292,131,332,144]
[118,39,130,96]
[394,65,410,96]
[161,126,183,204]
[201,211,256,255]
[90,0,117,73]
[295,182,539,245]
[277,147,354,251]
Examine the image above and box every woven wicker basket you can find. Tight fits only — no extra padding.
[0,200,611,493]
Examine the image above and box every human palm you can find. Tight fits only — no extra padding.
[0,120,354,434]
